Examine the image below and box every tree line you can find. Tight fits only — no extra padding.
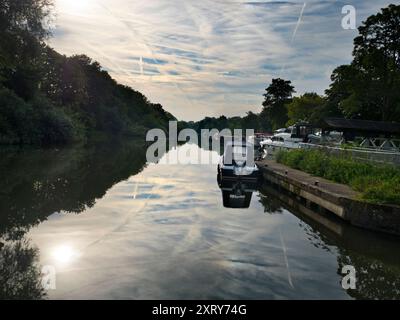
[185,4,400,132]
[0,0,175,145]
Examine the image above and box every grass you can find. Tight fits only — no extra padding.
[275,149,400,205]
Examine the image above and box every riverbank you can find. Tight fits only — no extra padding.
[256,158,400,236]
[276,149,400,205]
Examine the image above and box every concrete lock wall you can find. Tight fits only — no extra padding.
[258,160,400,236]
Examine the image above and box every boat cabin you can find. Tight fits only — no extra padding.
[289,123,315,142]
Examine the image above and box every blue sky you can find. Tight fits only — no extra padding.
[51,0,395,120]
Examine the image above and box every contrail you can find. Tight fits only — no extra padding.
[139,56,144,76]
[280,228,294,289]
[291,2,307,43]
[280,2,307,76]
[94,0,197,110]
[132,180,139,199]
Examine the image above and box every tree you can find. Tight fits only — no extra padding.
[241,111,261,131]
[286,92,325,125]
[0,0,53,94]
[325,64,369,119]
[0,0,176,145]
[353,4,400,121]
[0,0,53,39]
[261,78,295,130]
[326,4,400,121]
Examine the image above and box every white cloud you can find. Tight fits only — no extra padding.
[50,0,394,120]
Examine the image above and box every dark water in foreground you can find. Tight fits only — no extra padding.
[1,141,400,300]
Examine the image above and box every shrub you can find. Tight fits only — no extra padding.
[276,149,400,205]
[0,88,80,145]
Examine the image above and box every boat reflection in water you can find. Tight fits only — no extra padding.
[217,177,259,209]
[217,140,261,208]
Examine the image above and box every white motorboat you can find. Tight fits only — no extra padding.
[260,132,302,156]
[217,141,260,184]
[260,123,314,156]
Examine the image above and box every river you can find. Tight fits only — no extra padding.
[1,140,400,299]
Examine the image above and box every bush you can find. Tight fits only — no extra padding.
[0,88,80,145]
[37,107,76,145]
[276,149,400,205]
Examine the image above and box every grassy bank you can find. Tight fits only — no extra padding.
[276,149,400,206]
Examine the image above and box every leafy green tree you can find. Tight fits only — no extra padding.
[286,92,325,125]
[261,78,295,130]
[353,4,400,121]
[241,111,261,131]
[0,0,52,38]
[229,116,243,131]
[327,4,400,121]
[0,0,53,96]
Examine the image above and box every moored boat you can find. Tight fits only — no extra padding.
[217,141,260,184]
[260,123,314,156]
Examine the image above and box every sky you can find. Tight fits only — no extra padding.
[50,0,395,121]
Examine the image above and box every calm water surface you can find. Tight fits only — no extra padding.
[1,141,400,299]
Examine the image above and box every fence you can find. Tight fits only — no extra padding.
[300,143,400,166]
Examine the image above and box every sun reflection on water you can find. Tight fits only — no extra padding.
[52,245,76,264]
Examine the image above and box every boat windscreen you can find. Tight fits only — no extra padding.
[224,144,254,165]
[232,146,247,158]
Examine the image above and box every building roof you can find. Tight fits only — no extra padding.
[322,118,400,135]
